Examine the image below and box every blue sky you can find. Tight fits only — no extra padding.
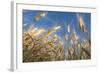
[23,10,91,48]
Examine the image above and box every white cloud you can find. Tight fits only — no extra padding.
[23,23,28,27]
